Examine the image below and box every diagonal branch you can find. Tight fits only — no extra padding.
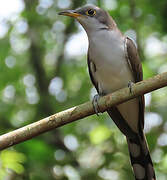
[0,72,167,150]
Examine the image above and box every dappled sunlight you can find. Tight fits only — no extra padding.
[63,165,81,180]
[98,168,119,180]
[78,146,105,169]
[0,0,24,38]
[54,149,66,161]
[0,22,9,38]
[49,77,63,96]
[64,134,79,151]
[158,133,167,146]
[25,86,39,104]
[23,74,36,87]
[65,28,88,58]
[0,0,167,179]
[57,0,71,9]
[145,35,167,57]
[10,34,31,54]
[144,112,163,133]
[3,85,15,102]
[0,0,24,19]
[15,19,28,34]
[5,56,16,69]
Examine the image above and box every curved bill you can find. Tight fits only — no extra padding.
[58,10,82,18]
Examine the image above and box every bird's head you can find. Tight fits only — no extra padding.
[59,5,116,34]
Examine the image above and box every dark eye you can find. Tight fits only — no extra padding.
[86,9,96,16]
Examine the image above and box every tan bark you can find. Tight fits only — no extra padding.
[0,72,167,150]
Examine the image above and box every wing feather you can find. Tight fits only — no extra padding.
[87,52,99,93]
[125,37,145,131]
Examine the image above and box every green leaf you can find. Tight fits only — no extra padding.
[89,125,112,145]
[0,150,26,174]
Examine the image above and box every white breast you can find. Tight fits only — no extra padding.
[89,29,134,94]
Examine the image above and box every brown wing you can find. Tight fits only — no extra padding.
[87,52,99,93]
[125,37,143,82]
[126,37,145,131]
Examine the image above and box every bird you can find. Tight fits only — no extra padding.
[59,4,156,180]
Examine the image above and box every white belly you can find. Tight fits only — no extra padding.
[89,30,139,133]
[89,30,133,93]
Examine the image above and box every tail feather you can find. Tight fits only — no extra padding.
[127,134,156,180]
[107,108,156,179]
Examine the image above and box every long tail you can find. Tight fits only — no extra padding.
[126,134,156,180]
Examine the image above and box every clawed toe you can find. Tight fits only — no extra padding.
[92,94,101,116]
[128,81,134,94]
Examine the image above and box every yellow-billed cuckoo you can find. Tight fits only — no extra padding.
[59,5,156,180]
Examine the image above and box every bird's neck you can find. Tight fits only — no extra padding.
[87,27,123,45]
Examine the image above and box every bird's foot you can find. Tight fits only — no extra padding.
[128,81,134,94]
[92,94,101,116]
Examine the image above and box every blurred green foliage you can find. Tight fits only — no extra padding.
[0,0,167,179]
